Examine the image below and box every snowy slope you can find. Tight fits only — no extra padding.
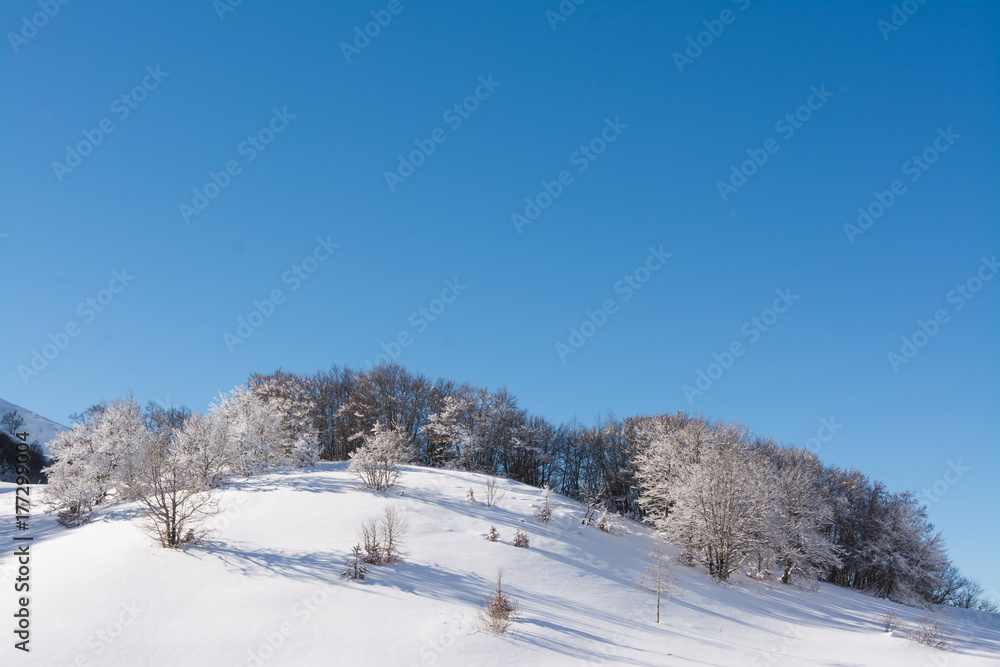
[0,397,68,454]
[1,464,997,666]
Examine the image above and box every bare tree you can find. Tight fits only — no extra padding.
[381,505,408,563]
[483,476,506,507]
[1,410,25,436]
[638,546,674,623]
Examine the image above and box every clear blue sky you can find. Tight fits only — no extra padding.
[2,1,997,596]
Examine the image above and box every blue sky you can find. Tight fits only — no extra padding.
[1,1,997,595]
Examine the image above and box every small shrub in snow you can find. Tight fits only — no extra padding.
[483,477,506,507]
[360,515,384,565]
[877,610,900,633]
[594,511,629,536]
[513,527,529,548]
[534,485,553,523]
[467,488,476,503]
[342,545,368,581]
[487,525,500,542]
[478,571,519,634]
[906,616,951,649]
[359,505,408,566]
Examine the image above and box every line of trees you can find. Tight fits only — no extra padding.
[42,361,996,611]
[245,362,993,609]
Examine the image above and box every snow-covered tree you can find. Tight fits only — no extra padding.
[637,420,771,580]
[210,386,287,476]
[767,447,841,584]
[117,421,218,548]
[248,369,321,466]
[349,421,412,491]
[45,395,145,525]
[175,411,229,487]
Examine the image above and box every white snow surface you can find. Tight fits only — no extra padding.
[0,397,68,455]
[1,463,998,666]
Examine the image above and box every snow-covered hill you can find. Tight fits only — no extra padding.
[0,397,68,454]
[1,464,997,666]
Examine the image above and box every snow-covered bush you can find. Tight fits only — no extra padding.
[594,511,630,536]
[349,421,411,491]
[513,527,529,548]
[487,525,500,542]
[534,484,553,523]
[478,571,519,634]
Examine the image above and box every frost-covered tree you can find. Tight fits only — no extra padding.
[248,369,321,466]
[349,421,411,491]
[117,421,218,548]
[45,395,145,525]
[175,411,229,487]
[637,420,771,580]
[767,447,841,584]
[210,386,287,475]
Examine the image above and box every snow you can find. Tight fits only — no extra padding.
[0,397,68,456]
[2,463,997,666]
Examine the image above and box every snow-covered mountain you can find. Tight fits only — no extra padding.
[1,464,997,666]
[0,397,68,454]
